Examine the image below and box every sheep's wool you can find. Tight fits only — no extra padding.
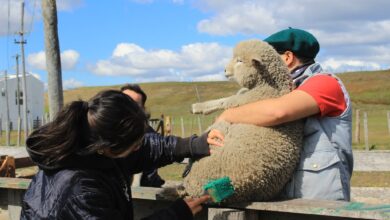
[183,40,304,203]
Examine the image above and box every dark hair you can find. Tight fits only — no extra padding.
[26,90,147,166]
[120,84,147,107]
[277,50,315,65]
[295,55,315,65]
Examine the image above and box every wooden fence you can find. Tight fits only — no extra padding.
[1,177,390,220]
[1,110,389,149]
[1,148,390,220]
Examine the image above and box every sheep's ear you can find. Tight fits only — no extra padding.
[250,55,263,68]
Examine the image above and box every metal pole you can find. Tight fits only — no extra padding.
[4,71,11,146]
[15,1,29,140]
[15,55,22,146]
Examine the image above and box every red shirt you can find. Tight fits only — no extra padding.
[296,75,347,117]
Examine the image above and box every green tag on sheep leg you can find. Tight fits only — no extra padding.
[203,177,235,203]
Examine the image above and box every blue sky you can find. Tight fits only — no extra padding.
[1,0,390,89]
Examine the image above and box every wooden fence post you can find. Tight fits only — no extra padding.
[387,111,390,136]
[0,117,2,139]
[355,109,360,144]
[171,117,174,136]
[363,112,369,151]
[190,117,194,135]
[197,116,202,134]
[180,117,185,137]
[17,118,21,147]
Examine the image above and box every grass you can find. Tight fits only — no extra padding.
[3,69,390,148]
[2,69,390,147]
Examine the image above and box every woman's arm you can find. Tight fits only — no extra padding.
[124,130,223,174]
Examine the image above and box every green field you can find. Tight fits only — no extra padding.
[1,69,390,149]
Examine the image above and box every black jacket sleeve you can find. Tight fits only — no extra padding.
[142,199,193,220]
[124,132,210,174]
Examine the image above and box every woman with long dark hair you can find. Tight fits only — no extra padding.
[21,90,220,219]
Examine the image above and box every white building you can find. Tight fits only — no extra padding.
[0,73,44,130]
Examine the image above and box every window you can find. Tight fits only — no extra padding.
[15,90,23,105]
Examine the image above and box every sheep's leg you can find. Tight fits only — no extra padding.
[191,86,279,115]
[191,97,230,115]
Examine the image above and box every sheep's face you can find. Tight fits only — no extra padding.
[225,41,263,89]
[225,40,290,90]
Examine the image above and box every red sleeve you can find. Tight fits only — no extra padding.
[296,75,346,117]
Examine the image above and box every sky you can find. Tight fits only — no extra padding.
[1,0,390,90]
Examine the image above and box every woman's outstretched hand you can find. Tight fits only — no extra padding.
[184,195,210,215]
[207,129,224,147]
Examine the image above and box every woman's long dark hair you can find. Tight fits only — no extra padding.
[26,90,147,166]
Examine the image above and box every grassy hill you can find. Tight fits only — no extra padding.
[40,69,390,150]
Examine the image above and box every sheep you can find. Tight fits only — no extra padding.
[182,39,304,203]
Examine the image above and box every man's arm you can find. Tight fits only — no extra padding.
[217,90,319,126]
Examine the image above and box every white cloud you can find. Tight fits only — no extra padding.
[63,78,83,90]
[27,50,80,71]
[0,0,33,36]
[60,50,80,70]
[321,58,382,73]
[90,42,232,82]
[194,0,390,73]
[197,2,277,35]
[28,51,46,70]
[0,0,83,37]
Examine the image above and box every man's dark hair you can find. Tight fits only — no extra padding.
[277,51,315,66]
[120,84,147,106]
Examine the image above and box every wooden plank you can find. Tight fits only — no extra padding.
[229,199,390,220]
[0,147,29,159]
[2,147,390,171]
[0,177,30,190]
[131,186,180,201]
[354,150,390,171]
[0,178,389,220]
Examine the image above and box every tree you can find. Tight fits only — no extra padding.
[42,0,63,120]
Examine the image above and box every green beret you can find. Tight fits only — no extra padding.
[264,28,320,58]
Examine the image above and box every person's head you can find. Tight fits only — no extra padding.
[120,84,147,108]
[264,28,319,71]
[26,90,148,166]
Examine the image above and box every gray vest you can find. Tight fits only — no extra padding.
[282,63,353,201]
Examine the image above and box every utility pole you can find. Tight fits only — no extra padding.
[3,71,11,146]
[15,54,22,146]
[14,1,29,141]
[42,0,63,120]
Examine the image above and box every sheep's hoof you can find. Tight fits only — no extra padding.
[191,103,203,114]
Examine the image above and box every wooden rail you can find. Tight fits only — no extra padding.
[1,147,390,219]
[1,177,390,220]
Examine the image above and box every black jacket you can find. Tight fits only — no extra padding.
[21,132,209,220]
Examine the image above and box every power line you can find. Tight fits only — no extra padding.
[26,0,38,37]
[6,0,11,71]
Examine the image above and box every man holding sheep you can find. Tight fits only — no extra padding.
[217,28,353,201]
